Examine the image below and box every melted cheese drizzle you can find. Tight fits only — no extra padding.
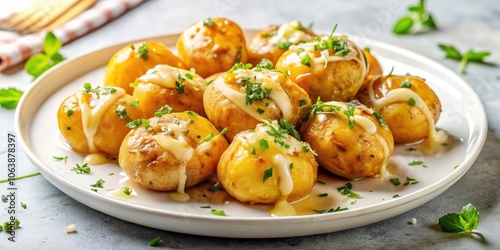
[76,87,125,153]
[214,69,293,121]
[269,20,313,45]
[367,77,446,153]
[153,123,193,202]
[241,121,307,216]
[83,153,112,165]
[289,36,367,79]
[136,64,205,91]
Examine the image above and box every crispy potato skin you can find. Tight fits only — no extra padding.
[104,41,184,94]
[362,49,383,76]
[217,130,318,204]
[132,66,206,118]
[300,103,394,179]
[119,113,229,191]
[176,17,248,78]
[57,91,142,156]
[356,75,441,143]
[203,69,311,141]
[275,38,366,102]
[247,24,316,65]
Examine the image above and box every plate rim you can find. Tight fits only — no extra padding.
[14,30,489,237]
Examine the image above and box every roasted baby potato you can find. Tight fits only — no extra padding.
[203,63,311,141]
[176,17,248,78]
[119,112,229,193]
[132,64,206,118]
[362,48,383,76]
[57,83,143,156]
[300,100,394,179]
[248,20,316,65]
[104,41,184,94]
[217,120,318,210]
[356,75,441,144]
[275,35,367,102]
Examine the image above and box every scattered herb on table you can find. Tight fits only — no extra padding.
[438,44,491,74]
[24,31,65,79]
[0,172,41,183]
[148,237,162,246]
[438,203,479,233]
[0,87,24,110]
[393,0,437,35]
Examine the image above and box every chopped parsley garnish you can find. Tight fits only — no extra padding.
[115,105,132,121]
[148,237,162,246]
[211,183,221,192]
[220,127,228,135]
[274,41,293,49]
[126,118,150,129]
[319,193,328,197]
[278,119,301,141]
[71,163,91,174]
[251,148,256,155]
[154,105,173,117]
[314,207,349,214]
[316,180,326,185]
[300,54,312,67]
[337,182,359,198]
[129,99,139,107]
[289,163,294,170]
[53,155,68,162]
[389,178,401,186]
[408,160,424,166]
[185,73,194,80]
[228,62,252,73]
[204,133,215,142]
[90,178,105,188]
[211,209,226,216]
[259,139,269,150]
[303,97,341,121]
[21,202,27,209]
[257,58,274,69]
[200,205,212,209]
[406,147,418,151]
[343,103,356,129]
[408,97,416,106]
[66,109,74,117]
[299,99,308,107]
[438,203,479,233]
[403,176,419,186]
[203,18,214,26]
[123,187,132,195]
[82,83,117,99]
[256,108,265,114]
[184,110,198,116]
[400,80,412,88]
[393,194,401,198]
[138,43,149,60]
[245,83,272,105]
[263,167,273,182]
[175,80,185,94]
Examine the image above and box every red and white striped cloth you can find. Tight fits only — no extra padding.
[0,0,145,71]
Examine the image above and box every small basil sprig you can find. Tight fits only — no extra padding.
[0,87,23,110]
[393,0,437,35]
[438,44,491,74]
[24,31,65,79]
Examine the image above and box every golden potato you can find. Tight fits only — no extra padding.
[104,41,184,94]
[176,17,248,78]
[275,35,367,102]
[362,48,383,76]
[248,20,316,65]
[57,83,143,156]
[119,112,229,194]
[300,100,394,179]
[132,64,206,118]
[203,64,311,141]
[217,120,318,211]
[356,75,441,144]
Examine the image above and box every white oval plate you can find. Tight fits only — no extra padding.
[15,31,488,238]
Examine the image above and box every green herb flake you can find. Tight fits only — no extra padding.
[400,80,412,88]
[138,43,149,60]
[403,176,419,186]
[263,167,273,182]
[71,163,91,174]
[21,202,27,209]
[259,139,269,150]
[154,105,173,117]
[130,99,139,107]
[299,99,308,107]
[319,193,328,197]
[389,178,401,186]
[256,108,265,114]
[90,178,105,188]
[148,237,161,246]
[343,104,356,129]
[316,180,326,185]
[53,155,68,163]
[211,209,226,216]
[175,81,185,94]
[408,97,416,106]
[314,207,349,214]
[393,194,401,198]
[337,183,359,198]
[204,133,215,142]
[200,205,212,209]
[300,53,312,67]
[115,105,132,121]
[408,160,424,166]
[123,187,132,195]
[203,18,214,26]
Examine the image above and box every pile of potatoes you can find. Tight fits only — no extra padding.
[57,17,442,214]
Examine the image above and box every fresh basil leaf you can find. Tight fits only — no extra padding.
[460,203,479,231]
[0,87,24,109]
[25,54,50,79]
[466,51,491,63]
[422,14,437,28]
[43,31,62,56]
[407,5,421,12]
[393,16,414,34]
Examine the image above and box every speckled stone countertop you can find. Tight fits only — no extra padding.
[0,0,499,249]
